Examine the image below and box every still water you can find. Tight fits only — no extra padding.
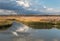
[0,22,60,41]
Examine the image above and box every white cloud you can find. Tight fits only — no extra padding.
[43,6,46,8]
[16,1,25,6]
[46,8,60,12]
[0,9,17,15]
[47,8,53,11]
[16,0,30,7]
[24,3,30,7]
[0,0,60,15]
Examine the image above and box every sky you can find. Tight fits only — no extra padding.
[0,0,60,15]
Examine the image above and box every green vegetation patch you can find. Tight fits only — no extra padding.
[22,22,54,29]
[0,19,13,30]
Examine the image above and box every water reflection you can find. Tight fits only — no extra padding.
[0,22,60,41]
[30,24,60,29]
[12,28,60,41]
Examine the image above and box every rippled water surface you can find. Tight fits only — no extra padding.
[0,22,60,41]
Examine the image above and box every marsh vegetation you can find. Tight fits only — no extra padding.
[0,19,60,30]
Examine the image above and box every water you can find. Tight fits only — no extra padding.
[0,22,60,41]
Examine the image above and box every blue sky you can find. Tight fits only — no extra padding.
[0,0,60,15]
[43,0,60,9]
